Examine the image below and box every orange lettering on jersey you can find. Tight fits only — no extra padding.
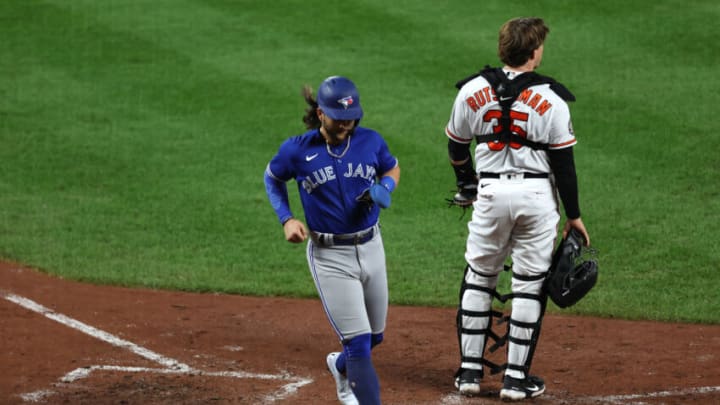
[466,86,496,112]
[536,100,552,116]
[517,89,552,115]
[474,90,486,107]
[465,96,479,112]
[517,89,532,104]
[484,86,495,103]
[527,94,542,109]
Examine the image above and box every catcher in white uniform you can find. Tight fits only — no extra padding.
[445,17,590,401]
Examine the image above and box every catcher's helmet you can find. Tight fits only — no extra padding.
[317,76,363,121]
[544,228,598,308]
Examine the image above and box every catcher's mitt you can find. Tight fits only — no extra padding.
[544,228,598,308]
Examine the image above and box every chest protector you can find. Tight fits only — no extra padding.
[455,65,575,151]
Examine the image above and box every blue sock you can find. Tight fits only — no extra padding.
[337,333,381,375]
[336,350,347,374]
[346,356,381,405]
[371,332,384,349]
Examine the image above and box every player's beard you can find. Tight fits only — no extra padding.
[320,118,355,145]
[325,127,353,144]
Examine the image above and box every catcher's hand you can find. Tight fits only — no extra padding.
[446,180,477,208]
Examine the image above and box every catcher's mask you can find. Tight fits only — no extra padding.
[544,228,598,308]
[317,76,364,121]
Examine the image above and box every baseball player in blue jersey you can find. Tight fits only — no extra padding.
[264,76,400,405]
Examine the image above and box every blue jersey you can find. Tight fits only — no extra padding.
[266,126,398,234]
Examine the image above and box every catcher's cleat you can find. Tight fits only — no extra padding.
[326,352,359,405]
[454,368,482,396]
[499,374,546,401]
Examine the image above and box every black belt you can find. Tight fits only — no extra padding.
[480,172,549,179]
[314,227,376,247]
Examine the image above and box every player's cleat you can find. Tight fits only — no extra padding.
[499,374,546,401]
[326,352,359,405]
[454,368,482,396]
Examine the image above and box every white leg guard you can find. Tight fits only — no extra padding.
[456,266,502,373]
[505,272,547,379]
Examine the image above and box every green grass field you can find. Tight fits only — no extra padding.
[1,0,718,323]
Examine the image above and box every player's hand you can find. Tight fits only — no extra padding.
[563,218,590,246]
[283,218,308,243]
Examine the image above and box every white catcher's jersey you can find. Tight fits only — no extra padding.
[445,70,576,174]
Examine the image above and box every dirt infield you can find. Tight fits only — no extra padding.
[1,261,719,404]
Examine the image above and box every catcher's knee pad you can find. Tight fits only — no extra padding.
[457,265,504,371]
[344,333,372,359]
[504,272,548,378]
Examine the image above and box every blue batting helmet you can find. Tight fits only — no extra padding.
[316,76,363,121]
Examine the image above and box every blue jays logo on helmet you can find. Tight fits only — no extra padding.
[338,96,354,109]
[317,76,363,121]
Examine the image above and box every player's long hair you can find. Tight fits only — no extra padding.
[302,85,321,129]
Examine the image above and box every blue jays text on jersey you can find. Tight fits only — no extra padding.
[302,162,377,193]
[265,126,398,234]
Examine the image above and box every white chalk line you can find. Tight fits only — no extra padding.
[438,385,720,404]
[579,385,720,404]
[2,291,313,403]
[4,292,190,370]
